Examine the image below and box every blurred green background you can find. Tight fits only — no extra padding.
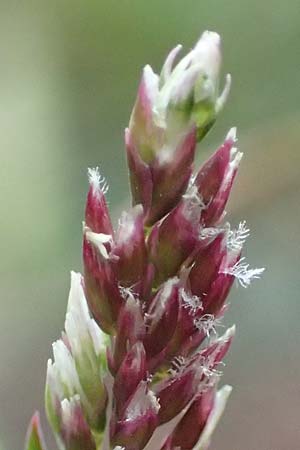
[0,1,299,449]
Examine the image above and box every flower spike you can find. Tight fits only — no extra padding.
[25,29,264,450]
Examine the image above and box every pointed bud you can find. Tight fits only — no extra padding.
[112,292,145,373]
[145,128,197,224]
[25,412,47,450]
[144,278,180,361]
[126,127,197,226]
[189,231,227,297]
[60,396,96,450]
[113,342,147,418]
[148,196,201,285]
[154,365,201,425]
[128,65,162,164]
[112,382,160,450]
[202,249,240,316]
[83,236,123,334]
[194,128,242,226]
[111,205,147,289]
[83,168,123,333]
[85,167,113,235]
[165,286,203,358]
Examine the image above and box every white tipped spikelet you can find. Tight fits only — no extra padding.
[224,257,265,288]
[46,272,108,432]
[65,271,106,357]
[66,271,89,322]
[50,340,82,398]
[45,342,87,433]
[88,167,109,196]
[192,31,222,102]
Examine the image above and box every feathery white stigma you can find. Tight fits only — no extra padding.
[199,226,222,240]
[88,167,109,195]
[199,355,223,380]
[180,288,203,315]
[194,314,224,337]
[223,257,265,288]
[227,221,250,251]
[119,284,138,300]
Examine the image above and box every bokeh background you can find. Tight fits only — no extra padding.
[0,1,299,449]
